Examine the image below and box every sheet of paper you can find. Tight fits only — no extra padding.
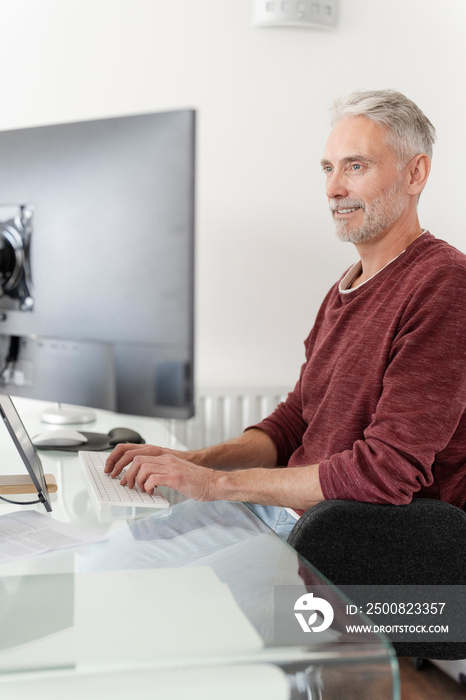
[0,664,290,700]
[74,568,264,664]
[0,510,107,563]
[0,567,264,673]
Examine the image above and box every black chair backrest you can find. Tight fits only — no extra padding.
[288,499,466,659]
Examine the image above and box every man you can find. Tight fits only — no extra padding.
[105,90,466,537]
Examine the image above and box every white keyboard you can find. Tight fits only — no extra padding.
[79,451,170,510]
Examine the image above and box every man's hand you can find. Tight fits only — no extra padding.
[103,433,324,509]
[105,444,219,501]
[105,443,191,475]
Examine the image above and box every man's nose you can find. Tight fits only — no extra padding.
[326,171,348,200]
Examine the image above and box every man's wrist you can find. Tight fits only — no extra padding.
[211,469,241,501]
[186,448,208,466]
[184,446,237,470]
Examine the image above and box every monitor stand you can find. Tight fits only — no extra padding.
[41,403,96,425]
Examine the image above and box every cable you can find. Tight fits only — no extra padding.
[0,495,41,505]
[5,335,20,362]
[0,335,21,386]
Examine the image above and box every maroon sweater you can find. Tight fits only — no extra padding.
[254,233,466,513]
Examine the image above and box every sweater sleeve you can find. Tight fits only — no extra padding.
[250,340,315,466]
[250,286,337,465]
[251,375,307,467]
[319,264,466,504]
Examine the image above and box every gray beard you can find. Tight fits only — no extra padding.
[330,182,405,244]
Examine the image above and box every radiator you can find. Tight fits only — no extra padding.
[164,385,290,450]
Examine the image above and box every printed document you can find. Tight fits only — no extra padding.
[0,510,106,562]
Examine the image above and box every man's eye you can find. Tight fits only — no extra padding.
[351,163,362,171]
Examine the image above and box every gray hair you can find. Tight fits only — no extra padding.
[330,89,436,163]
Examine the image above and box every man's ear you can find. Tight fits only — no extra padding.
[406,153,431,196]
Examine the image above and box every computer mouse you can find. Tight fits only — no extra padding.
[32,428,89,448]
[107,427,144,446]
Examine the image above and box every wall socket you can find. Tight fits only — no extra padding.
[252,0,339,29]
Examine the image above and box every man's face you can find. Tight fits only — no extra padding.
[321,116,408,244]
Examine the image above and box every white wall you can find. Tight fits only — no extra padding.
[1,0,464,389]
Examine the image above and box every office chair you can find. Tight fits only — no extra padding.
[288,498,466,660]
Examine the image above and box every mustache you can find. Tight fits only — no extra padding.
[329,198,366,212]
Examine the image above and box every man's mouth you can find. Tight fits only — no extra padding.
[336,207,360,214]
[329,200,365,220]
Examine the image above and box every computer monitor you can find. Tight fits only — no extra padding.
[0,110,195,421]
[0,395,52,511]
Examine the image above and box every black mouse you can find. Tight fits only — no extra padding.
[107,427,145,447]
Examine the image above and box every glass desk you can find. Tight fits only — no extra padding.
[0,398,399,699]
